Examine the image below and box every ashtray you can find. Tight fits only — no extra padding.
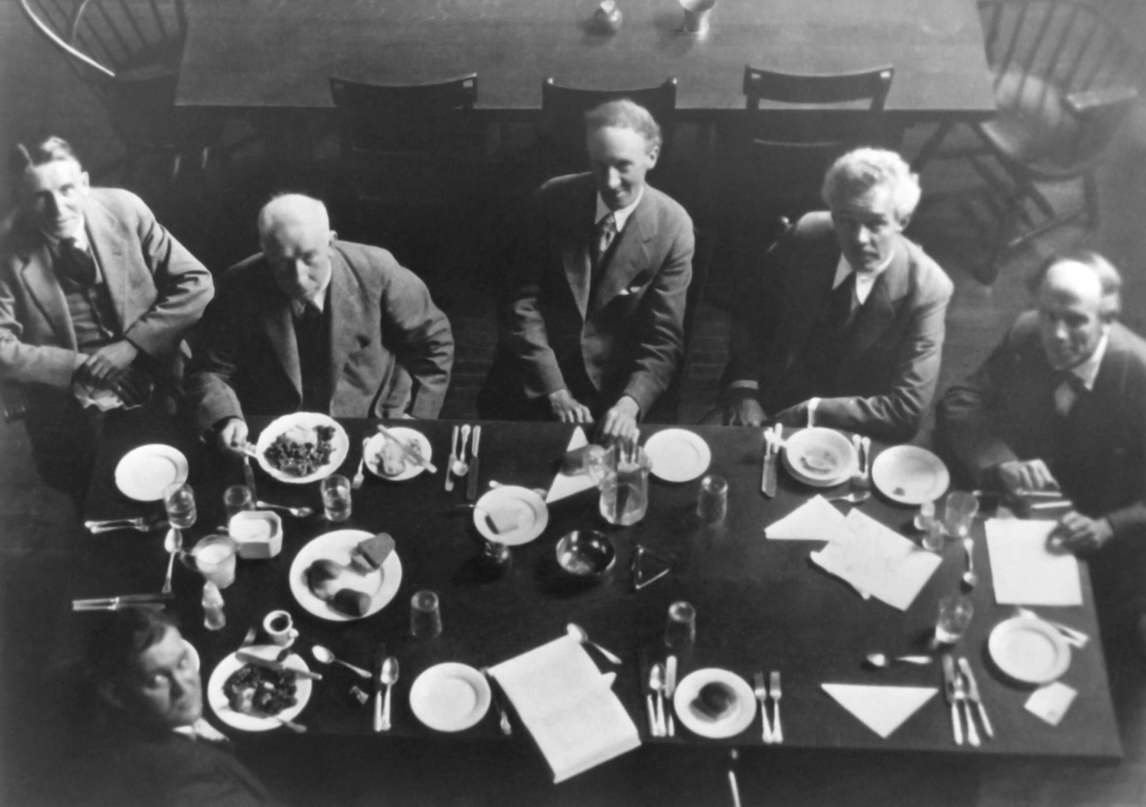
[555,530,616,579]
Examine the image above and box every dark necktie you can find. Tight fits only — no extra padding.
[58,238,96,286]
[593,213,618,271]
[828,271,858,330]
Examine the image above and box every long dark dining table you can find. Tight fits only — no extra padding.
[80,415,1121,772]
[177,0,994,119]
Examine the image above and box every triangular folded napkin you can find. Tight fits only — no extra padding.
[764,495,850,540]
[821,683,937,739]
[546,427,597,503]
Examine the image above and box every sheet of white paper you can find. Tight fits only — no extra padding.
[985,519,1083,606]
[765,495,850,540]
[822,683,938,739]
[1025,681,1077,726]
[490,635,640,782]
[546,427,597,503]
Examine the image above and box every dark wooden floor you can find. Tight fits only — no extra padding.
[3,3,1146,805]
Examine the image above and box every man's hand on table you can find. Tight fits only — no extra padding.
[598,396,640,442]
[547,388,594,424]
[725,397,766,427]
[996,458,1060,494]
[1048,511,1114,555]
[76,339,139,385]
[215,417,250,457]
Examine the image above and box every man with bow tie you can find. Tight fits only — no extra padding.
[186,193,454,456]
[711,147,952,441]
[0,135,213,499]
[479,99,694,440]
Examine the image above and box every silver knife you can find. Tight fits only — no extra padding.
[664,654,677,737]
[952,664,980,747]
[235,651,323,681]
[941,654,963,746]
[444,425,459,492]
[761,429,778,497]
[957,657,994,740]
[466,425,482,502]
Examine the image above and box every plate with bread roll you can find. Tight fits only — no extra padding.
[673,668,756,739]
[289,530,403,621]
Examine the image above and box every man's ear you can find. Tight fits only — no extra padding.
[646,145,660,170]
[97,680,125,710]
[328,230,337,246]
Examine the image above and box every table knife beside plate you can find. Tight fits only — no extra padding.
[235,651,322,681]
[373,643,386,733]
[941,654,963,746]
[761,429,778,497]
[466,425,482,502]
[957,657,994,740]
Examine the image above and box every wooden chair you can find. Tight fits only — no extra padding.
[914,0,1141,281]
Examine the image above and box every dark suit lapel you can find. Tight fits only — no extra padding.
[259,274,303,399]
[776,238,838,364]
[845,240,909,361]
[16,240,77,349]
[327,250,370,395]
[562,183,597,320]
[592,193,655,310]
[84,197,130,328]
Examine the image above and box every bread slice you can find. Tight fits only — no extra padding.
[350,532,395,573]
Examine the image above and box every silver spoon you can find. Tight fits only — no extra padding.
[452,424,472,477]
[962,537,978,589]
[161,528,182,594]
[256,500,314,518]
[566,623,623,665]
[379,656,399,731]
[827,491,871,504]
[650,662,667,737]
[311,645,372,680]
[352,437,369,490]
[865,652,933,668]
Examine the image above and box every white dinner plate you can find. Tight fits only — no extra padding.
[988,616,1071,684]
[289,529,403,621]
[673,668,757,739]
[643,429,712,483]
[871,445,950,505]
[255,412,350,484]
[207,644,313,732]
[408,662,491,732]
[363,428,432,482]
[781,428,857,488]
[473,486,549,546]
[114,444,189,501]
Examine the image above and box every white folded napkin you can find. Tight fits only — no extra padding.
[821,683,937,739]
[546,427,597,503]
[764,495,849,540]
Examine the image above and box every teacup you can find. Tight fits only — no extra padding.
[263,609,299,647]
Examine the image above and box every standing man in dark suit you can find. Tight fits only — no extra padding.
[186,193,454,456]
[479,99,694,440]
[712,148,952,441]
[0,136,213,498]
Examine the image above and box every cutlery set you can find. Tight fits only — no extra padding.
[84,516,168,534]
[444,424,481,498]
[753,670,784,744]
[760,424,782,497]
[645,658,676,738]
[1016,608,1089,648]
[942,654,993,747]
[72,592,173,611]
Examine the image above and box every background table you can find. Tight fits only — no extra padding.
[82,417,1121,765]
[178,0,994,117]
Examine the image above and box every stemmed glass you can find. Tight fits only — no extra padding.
[162,483,197,590]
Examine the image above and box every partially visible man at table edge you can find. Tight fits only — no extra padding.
[185,193,454,456]
[477,99,694,440]
[709,147,952,441]
[937,250,1146,656]
[65,608,282,806]
[0,135,213,501]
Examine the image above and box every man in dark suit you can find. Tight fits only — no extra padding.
[712,148,952,441]
[185,193,454,456]
[72,608,279,806]
[479,99,694,440]
[0,135,213,497]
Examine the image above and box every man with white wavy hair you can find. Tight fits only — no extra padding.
[713,147,952,440]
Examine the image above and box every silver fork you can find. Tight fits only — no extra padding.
[753,671,773,743]
[769,670,784,743]
[352,437,369,490]
[444,425,460,492]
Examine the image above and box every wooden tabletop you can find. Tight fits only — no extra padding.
[81,415,1121,766]
[177,0,994,116]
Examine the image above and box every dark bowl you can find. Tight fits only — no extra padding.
[555,530,616,579]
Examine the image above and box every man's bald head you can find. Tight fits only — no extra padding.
[257,194,336,304]
[1031,251,1121,371]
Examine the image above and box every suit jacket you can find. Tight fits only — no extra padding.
[185,240,453,430]
[0,187,213,391]
[484,173,693,416]
[725,212,952,440]
[937,314,1146,539]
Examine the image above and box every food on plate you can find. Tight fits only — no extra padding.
[349,532,395,573]
[305,557,381,616]
[331,589,372,618]
[223,663,298,717]
[305,559,345,600]
[264,423,337,477]
[799,447,839,475]
[692,681,735,720]
[376,439,407,477]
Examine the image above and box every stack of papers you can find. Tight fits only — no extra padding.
[765,495,850,540]
[489,635,640,783]
[546,427,596,503]
[985,519,1082,606]
[821,683,937,738]
[810,509,942,610]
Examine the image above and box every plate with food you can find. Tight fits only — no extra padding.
[673,668,756,739]
[870,445,949,505]
[289,529,403,621]
[988,616,1071,685]
[473,485,548,546]
[255,413,350,484]
[363,428,432,482]
[409,662,491,732]
[207,644,312,731]
[114,444,189,501]
[781,427,857,488]
[643,428,712,483]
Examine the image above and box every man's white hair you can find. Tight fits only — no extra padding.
[821,147,921,222]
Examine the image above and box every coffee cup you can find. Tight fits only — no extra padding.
[263,609,299,647]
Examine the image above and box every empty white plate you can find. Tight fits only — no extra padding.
[409,662,491,732]
[643,428,712,483]
[473,486,548,546]
[114,444,189,501]
[673,668,756,739]
[871,445,950,505]
[989,616,1071,684]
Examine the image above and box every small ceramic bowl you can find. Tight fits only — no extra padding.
[555,530,616,579]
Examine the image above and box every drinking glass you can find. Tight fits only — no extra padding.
[944,491,980,539]
[696,474,728,524]
[664,600,697,655]
[163,483,197,530]
[934,595,974,645]
[321,474,352,522]
[183,534,238,589]
[917,500,945,552]
[223,484,254,518]
[410,590,443,639]
[598,443,651,526]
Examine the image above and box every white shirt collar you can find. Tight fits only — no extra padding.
[173,718,228,743]
[595,188,644,233]
[291,265,333,317]
[1066,332,1109,391]
[831,249,895,305]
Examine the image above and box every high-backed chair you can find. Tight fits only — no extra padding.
[914,0,1141,282]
